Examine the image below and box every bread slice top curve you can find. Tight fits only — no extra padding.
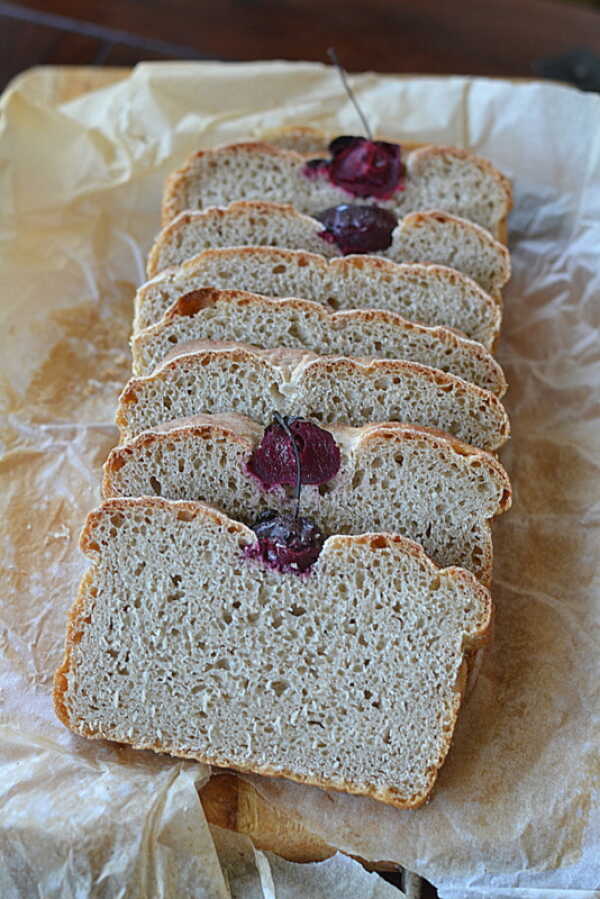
[131,287,507,397]
[147,201,510,299]
[161,141,512,240]
[54,496,492,808]
[134,246,501,347]
[103,413,511,583]
[116,341,510,451]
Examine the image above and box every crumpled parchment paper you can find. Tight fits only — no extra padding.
[0,61,598,898]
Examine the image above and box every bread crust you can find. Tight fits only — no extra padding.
[134,246,502,345]
[131,286,507,395]
[53,497,492,809]
[161,140,512,241]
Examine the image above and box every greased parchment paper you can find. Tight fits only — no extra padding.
[0,62,598,898]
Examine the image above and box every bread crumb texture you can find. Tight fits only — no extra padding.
[56,499,491,808]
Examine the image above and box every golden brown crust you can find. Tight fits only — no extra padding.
[54,497,492,808]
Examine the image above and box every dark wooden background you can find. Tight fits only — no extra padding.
[2,0,600,91]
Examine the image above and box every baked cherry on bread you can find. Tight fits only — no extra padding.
[247,415,341,489]
[304,136,405,201]
[315,203,399,254]
[247,510,325,573]
[247,413,339,574]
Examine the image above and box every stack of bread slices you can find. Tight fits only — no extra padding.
[55,125,512,810]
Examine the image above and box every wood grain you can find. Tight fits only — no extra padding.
[0,17,103,89]
[8,0,600,78]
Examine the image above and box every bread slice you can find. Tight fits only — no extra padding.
[116,343,510,451]
[54,496,492,808]
[161,142,512,239]
[131,287,506,396]
[103,414,511,584]
[147,202,510,299]
[134,247,501,346]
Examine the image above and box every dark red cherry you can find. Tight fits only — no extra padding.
[316,203,398,254]
[302,136,405,200]
[247,417,341,489]
[246,510,325,573]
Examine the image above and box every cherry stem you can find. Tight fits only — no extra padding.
[273,412,302,520]
[327,47,373,141]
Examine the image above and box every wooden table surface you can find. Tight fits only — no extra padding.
[2,0,600,92]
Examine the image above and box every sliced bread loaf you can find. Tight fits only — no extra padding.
[54,497,492,808]
[161,141,512,239]
[147,202,510,298]
[131,287,506,395]
[116,343,510,451]
[103,414,511,583]
[134,247,501,346]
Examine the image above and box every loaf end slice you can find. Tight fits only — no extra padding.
[54,497,492,808]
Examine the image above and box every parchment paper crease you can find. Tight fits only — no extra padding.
[0,61,598,898]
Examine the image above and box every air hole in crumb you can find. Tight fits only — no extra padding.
[149,476,162,495]
[271,680,288,696]
[289,605,306,617]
